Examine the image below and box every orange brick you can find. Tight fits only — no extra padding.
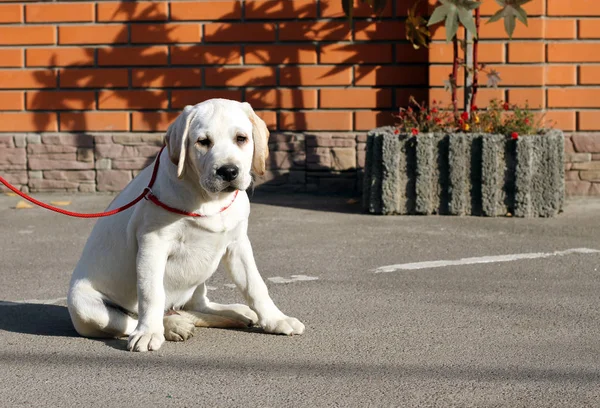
[171,90,243,109]
[0,4,22,23]
[204,67,276,86]
[507,89,544,109]
[279,21,350,41]
[429,42,456,63]
[60,112,129,132]
[354,111,395,131]
[171,45,241,65]
[97,2,168,21]
[0,113,57,132]
[0,92,24,111]
[0,70,56,89]
[132,68,202,87]
[579,66,600,85]
[131,111,180,132]
[477,43,505,63]
[279,111,352,131]
[98,46,168,66]
[486,65,545,86]
[546,65,576,85]
[321,89,392,109]
[25,3,93,22]
[58,25,127,45]
[280,66,352,86]
[99,90,169,110]
[0,26,55,45]
[131,23,201,44]
[429,87,505,109]
[548,89,600,108]
[245,45,317,64]
[60,68,128,88]
[171,1,241,20]
[245,0,316,19]
[480,0,544,16]
[26,91,96,110]
[578,111,600,131]
[396,0,431,16]
[320,0,392,18]
[255,111,277,130]
[548,0,600,16]
[396,44,429,63]
[320,44,393,64]
[508,42,545,63]
[246,89,316,109]
[27,48,95,67]
[579,20,600,39]
[545,19,577,39]
[355,21,406,41]
[429,65,464,87]
[0,49,22,67]
[478,18,544,40]
[355,65,428,86]
[538,111,574,130]
[204,23,275,42]
[548,43,600,62]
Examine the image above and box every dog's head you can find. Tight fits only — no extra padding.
[164,99,269,194]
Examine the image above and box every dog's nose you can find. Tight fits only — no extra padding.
[216,165,239,182]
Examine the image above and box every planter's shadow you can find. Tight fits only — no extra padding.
[248,190,363,214]
[0,302,78,337]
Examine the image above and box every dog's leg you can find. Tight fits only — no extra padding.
[223,234,305,335]
[67,281,137,338]
[127,236,168,352]
[184,283,258,325]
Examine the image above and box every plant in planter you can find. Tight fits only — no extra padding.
[346,0,565,217]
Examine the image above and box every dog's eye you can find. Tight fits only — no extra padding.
[196,138,211,147]
[236,135,248,144]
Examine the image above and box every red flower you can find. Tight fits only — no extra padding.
[434,118,442,124]
[432,99,437,104]
[407,107,413,113]
[426,115,432,121]
[460,111,469,121]
[511,132,519,140]
[431,108,439,114]
[503,102,510,111]
[394,129,400,134]
[471,105,478,112]
[458,119,464,125]
[411,128,418,136]
[524,118,530,125]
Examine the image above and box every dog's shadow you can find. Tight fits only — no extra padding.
[0,302,78,337]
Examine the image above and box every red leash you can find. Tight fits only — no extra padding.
[0,145,238,218]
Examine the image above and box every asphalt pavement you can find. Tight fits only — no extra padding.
[1,191,599,407]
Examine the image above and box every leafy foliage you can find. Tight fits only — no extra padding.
[405,1,431,49]
[486,0,529,38]
[427,0,480,42]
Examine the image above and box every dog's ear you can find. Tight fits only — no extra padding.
[164,105,197,179]
[241,102,270,176]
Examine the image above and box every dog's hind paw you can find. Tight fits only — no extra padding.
[163,314,195,342]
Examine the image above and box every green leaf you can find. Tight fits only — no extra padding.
[445,6,459,42]
[487,8,504,23]
[514,5,528,25]
[504,11,516,37]
[428,5,447,26]
[465,1,481,10]
[458,7,477,38]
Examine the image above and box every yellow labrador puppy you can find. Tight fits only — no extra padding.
[67,99,304,352]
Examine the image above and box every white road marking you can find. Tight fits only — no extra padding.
[268,275,319,284]
[374,248,600,273]
[0,297,67,307]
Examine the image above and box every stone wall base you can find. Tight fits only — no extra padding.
[1,132,599,197]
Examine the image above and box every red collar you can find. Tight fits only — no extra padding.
[144,146,239,218]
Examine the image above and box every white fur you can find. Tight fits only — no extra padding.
[67,99,304,352]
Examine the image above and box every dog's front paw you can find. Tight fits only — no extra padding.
[127,329,165,352]
[260,315,305,335]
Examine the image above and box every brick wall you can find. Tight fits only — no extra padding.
[0,0,599,196]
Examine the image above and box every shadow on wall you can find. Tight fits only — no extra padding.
[28,0,430,192]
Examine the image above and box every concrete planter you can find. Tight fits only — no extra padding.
[362,127,565,217]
